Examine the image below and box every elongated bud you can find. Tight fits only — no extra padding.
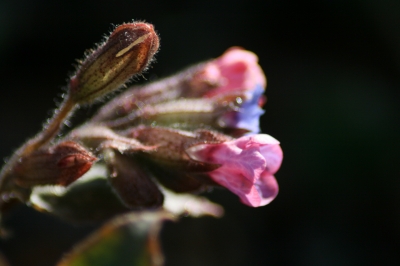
[13,141,97,187]
[126,126,224,172]
[104,149,163,209]
[69,22,160,103]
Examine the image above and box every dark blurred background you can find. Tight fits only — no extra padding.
[0,0,399,265]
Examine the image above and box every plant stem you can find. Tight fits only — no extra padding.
[22,96,76,156]
[0,95,76,198]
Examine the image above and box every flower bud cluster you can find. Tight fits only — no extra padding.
[0,22,159,208]
[0,25,282,217]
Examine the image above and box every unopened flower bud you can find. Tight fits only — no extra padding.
[126,126,225,172]
[13,141,97,187]
[69,22,160,103]
[104,149,163,209]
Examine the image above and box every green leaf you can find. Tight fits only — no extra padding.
[57,211,173,266]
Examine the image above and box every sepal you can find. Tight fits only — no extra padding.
[13,141,96,187]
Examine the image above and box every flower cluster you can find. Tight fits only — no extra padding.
[0,23,282,222]
[73,47,283,208]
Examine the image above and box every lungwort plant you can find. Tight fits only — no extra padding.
[0,21,283,265]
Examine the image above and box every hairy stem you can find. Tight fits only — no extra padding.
[0,95,77,201]
[22,96,76,155]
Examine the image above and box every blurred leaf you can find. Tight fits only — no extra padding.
[57,211,173,266]
[161,186,224,218]
[0,252,10,266]
[29,163,224,222]
[29,165,130,223]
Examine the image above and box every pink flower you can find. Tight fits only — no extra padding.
[186,134,283,207]
[190,47,267,134]
[197,47,266,98]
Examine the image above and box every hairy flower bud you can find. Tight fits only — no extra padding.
[69,22,160,103]
[104,149,164,209]
[13,141,97,187]
[126,126,226,172]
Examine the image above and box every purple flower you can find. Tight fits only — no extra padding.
[220,84,265,134]
[186,134,283,207]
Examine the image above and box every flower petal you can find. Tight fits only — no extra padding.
[186,141,266,182]
[203,47,266,97]
[186,134,282,207]
[254,173,279,206]
[260,142,283,175]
